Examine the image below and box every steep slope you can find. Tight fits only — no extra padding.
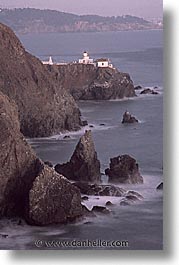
[0,22,81,137]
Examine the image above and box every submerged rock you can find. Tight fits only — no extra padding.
[55,130,101,183]
[92,206,110,215]
[140,88,159,95]
[82,205,96,217]
[105,201,114,206]
[63,135,71,139]
[134,85,143,90]
[105,155,143,184]
[74,182,126,197]
[122,111,138,124]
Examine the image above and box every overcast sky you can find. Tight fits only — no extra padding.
[0,0,163,19]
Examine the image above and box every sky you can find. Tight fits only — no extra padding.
[0,0,163,19]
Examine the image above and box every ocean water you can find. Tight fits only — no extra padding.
[0,30,163,250]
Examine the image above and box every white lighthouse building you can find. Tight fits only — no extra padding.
[42,56,54,65]
[79,51,94,65]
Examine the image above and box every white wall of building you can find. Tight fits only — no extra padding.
[97,61,109,68]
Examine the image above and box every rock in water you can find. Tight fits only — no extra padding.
[156,182,163,190]
[74,182,125,197]
[122,111,138,124]
[105,155,143,184]
[140,88,159,95]
[55,130,101,183]
[0,91,82,224]
[134,85,143,90]
[27,166,82,225]
[0,23,81,137]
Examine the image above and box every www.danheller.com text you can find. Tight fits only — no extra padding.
[34,239,129,249]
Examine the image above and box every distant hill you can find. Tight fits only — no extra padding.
[0,8,162,34]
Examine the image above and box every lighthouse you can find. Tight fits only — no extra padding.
[79,51,94,64]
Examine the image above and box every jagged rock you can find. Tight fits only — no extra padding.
[55,130,101,183]
[27,166,83,225]
[48,64,136,100]
[105,155,143,184]
[0,91,83,225]
[122,111,138,124]
[0,23,81,138]
[156,182,163,190]
[44,161,53,168]
[92,206,110,214]
[140,88,159,95]
[74,182,126,197]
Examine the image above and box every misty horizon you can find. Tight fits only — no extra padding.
[0,0,163,19]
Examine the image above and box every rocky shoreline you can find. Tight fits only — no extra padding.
[0,22,162,227]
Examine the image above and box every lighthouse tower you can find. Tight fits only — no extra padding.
[79,51,94,64]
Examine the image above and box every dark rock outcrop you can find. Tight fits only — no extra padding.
[47,64,136,100]
[140,88,159,95]
[122,111,138,124]
[105,155,143,184]
[92,206,110,215]
[120,191,143,206]
[0,91,83,224]
[134,85,143,90]
[74,182,126,197]
[106,201,114,206]
[55,130,101,183]
[156,182,163,190]
[80,120,88,127]
[0,23,81,137]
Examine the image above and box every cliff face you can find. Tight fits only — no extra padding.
[0,23,81,137]
[48,64,136,100]
[0,91,82,224]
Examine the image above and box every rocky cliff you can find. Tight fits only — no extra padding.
[0,91,82,224]
[0,23,81,137]
[47,64,136,100]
